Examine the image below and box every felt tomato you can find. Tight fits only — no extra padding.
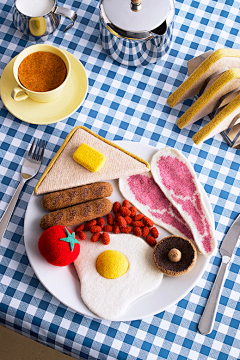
[38,226,80,267]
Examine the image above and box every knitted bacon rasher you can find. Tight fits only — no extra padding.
[151,148,216,255]
[119,173,194,244]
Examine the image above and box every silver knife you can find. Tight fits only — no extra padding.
[198,213,240,335]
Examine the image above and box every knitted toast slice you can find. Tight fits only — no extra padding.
[167,48,240,108]
[177,69,240,129]
[151,148,216,256]
[192,92,240,144]
[35,126,150,195]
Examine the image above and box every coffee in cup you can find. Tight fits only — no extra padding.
[12,44,71,103]
[18,52,67,92]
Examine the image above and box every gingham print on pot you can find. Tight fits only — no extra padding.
[100,19,173,67]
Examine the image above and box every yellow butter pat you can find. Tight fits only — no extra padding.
[73,143,106,172]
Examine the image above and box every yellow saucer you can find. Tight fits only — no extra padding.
[0,50,88,125]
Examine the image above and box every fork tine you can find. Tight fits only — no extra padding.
[32,139,39,159]
[39,141,46,162]
[36,140,43,160]
[28,138,36,157]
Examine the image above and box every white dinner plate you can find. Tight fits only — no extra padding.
[24,141,214,321]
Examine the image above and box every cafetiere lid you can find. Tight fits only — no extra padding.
[102,0,170,33]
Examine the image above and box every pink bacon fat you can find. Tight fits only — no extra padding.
[119,172,195,242]
[151,148,216,255]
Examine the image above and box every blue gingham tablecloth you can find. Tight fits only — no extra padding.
[0,0,240,359]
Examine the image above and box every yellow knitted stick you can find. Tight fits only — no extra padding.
[192,92,240,144]
[167,49,240,108]
[177,69,240,129]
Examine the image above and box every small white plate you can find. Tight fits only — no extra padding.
[0,50,88,125]
[24,142,214,321]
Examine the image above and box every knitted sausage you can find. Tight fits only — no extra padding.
[41,182,113,211]
[40,198,113,230]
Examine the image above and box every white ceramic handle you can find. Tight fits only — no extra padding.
[13,86,29,101]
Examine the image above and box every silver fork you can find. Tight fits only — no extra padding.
[0,138,46,244]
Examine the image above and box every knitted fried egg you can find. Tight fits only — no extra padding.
[74,234,163,320]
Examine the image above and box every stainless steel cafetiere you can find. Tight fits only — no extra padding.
[13,0,77,41]
[99,0,175,66]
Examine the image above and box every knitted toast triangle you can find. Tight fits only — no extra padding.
[192,92,240,144]
[167,48,240,108]
[177,69,240,129]
[35,126,150,195]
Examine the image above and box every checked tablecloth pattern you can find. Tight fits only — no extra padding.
[0,0,240,359]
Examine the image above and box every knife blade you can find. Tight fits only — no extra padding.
[198,213,240,335]
[220,213,240,257]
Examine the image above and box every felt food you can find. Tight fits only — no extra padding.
[153,236,197,277]
[192,91,240,145]
[41,182,113,211]
[177,69,240,129]
[96,250,129,279]
[151,148,216,256]
[38,226,80,266]
[34,126,150,195]
[166,49,240,144]
[74,234,163,320]
[73,143,106,172]
[119,172,194,242]
[167,48,240,108]
[40,198,112,230]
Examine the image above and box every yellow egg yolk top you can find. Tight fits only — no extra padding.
[96,250,129,279]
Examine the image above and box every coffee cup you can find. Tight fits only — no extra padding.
[13,0,77,40]
[12,44,71,103]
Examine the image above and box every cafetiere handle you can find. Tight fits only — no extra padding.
[54,6,77,32]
